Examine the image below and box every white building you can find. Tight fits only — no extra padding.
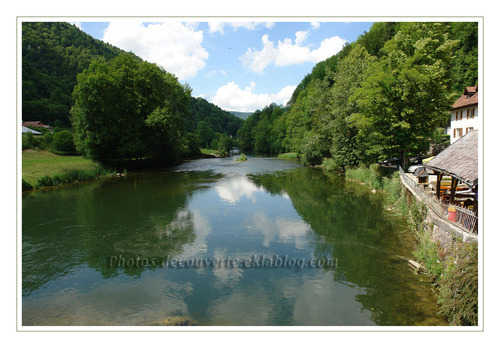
[447,86,479,144]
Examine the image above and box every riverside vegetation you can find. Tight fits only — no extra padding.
[22,22,243,190]
[21,21,478,325]
[237,22,476,171]
[343,164,478,326]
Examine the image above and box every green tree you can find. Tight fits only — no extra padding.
[352,23,458,170]
[196,121,215,148]
[71,54,190,166]
[53,130,75,152]
[217,133,233,156]
[326,45,376,168]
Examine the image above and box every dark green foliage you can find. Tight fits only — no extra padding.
[238,21,477,170]
[195,121,215,149]
[355,22,399,57]
[237,104,287,154]
[181,132,202,158]
[22,179,33,191]
[53,130,75,152]
[71,54,191,166]
[34,166,110,188]
[22,131,55,151]
[300,133,330,166]
[188,97,244,137]
[353,23,458,169]
[22,22,125,125]
[449,22,478,94]
[216,133,234,157]
[288,53,340,105]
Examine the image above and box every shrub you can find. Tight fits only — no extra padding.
[412,231,443,278]
[34,166,109,188]
[22,179,33,191]
[345,164,384,189]
[322,158,341,172]
[22,135,29,150]
[236,153,247,161]
[53,130,76,152]
[23,133,39,149]
[300,134,329,166]
[383,171,403,206]
[438,242,478,325]
[210,139,219,150]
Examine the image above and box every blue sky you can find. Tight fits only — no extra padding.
[73,20,373,112]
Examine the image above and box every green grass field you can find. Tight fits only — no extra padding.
[277,152,299,159]
[22,150,100,186]
[200,148,218,155]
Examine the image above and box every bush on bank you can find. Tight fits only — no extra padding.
[34,166,112,189]
[338,163,478,326]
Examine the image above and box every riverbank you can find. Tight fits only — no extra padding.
[22,149,113,191]
[341,164,478,326]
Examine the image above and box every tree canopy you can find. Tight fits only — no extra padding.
[71,54,191,166]
[22,22,125,126]
[238,21,478,170]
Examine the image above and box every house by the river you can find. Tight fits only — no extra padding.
[446,86,479,144]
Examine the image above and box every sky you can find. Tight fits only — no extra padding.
[72,20,373,113]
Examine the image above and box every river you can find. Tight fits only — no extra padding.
[22,155,447,326]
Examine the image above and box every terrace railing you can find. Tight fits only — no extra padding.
[398,166,478,234]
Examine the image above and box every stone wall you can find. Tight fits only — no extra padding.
[401,180,478,252]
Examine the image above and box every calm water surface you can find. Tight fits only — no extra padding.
[22,156,447,326]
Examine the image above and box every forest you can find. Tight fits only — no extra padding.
[22,22,243,166]
[237,22,478,170]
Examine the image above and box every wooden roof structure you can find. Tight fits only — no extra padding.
[424,130,478,187]
[451,85,478,110]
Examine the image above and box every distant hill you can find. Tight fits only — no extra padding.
[188,98,244,136]
[229,111,254,120]
[22,22,243,137]
[22,22,127,126]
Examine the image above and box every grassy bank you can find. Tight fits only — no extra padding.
[22,150,112,190]
[200,148,217,155]
[342,164,478,326]
[278,152,299,159]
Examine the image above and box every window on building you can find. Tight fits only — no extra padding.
[467,109,470,119]
[459,110,463,120]
[454,128,463,138]
[466,127,474,133]
[471,108,475,119]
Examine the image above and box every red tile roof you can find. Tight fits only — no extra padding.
[22,121,50,128]
[452,86,478,110]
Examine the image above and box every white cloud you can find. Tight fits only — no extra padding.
[102,21,209,80]
[240,32,347,73]
[215,177,262,205]
[295,30,309,46]
[310,22,321,30]
[211,81,296,112]
[204,69,227,78]
[207,21,274,34]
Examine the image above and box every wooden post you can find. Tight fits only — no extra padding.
[436,172,443,200]
[450,177,458,204]
[473,185,478,213]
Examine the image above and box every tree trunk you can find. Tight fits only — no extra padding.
[400,149,408,171]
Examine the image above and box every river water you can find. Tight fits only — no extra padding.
[22,156,447,326]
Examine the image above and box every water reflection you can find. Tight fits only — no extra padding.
[215,176,263,204]
[22,157,446,326]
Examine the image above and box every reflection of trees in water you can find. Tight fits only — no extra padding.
[249,168,446,325]
[22,172,215,294]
